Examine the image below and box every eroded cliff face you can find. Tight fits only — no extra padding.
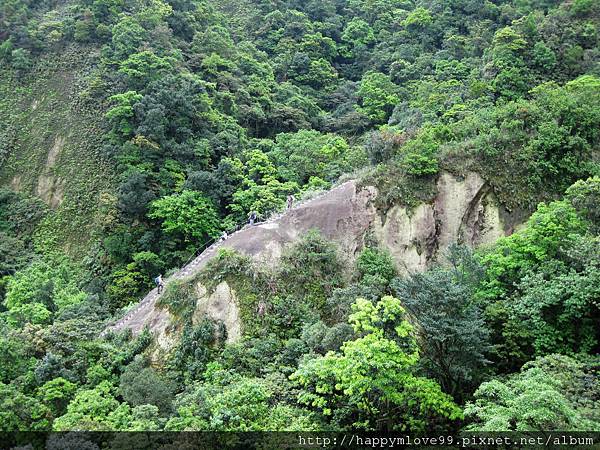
[150,282,243,362]
[193,282,242,343]
[139,181,377,360]
[216,181,378,264]
[131,172,522,361]
[375,172,511,273]
[0,50,116,255]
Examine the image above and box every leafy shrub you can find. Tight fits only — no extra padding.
[356,247,396,283]
[119,356,176,414]
[149,190,221,244]
[465,355,600,431]
[291,296,463,431]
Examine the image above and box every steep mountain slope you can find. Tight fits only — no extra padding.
[103,181,373,338]
[0,47,115,254]
[105,171,524,358]
[1,0,599,436]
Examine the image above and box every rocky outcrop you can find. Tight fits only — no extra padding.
[218,181,377,263]
[36,135,66,208]
[374,203,436,273]
[193,282,242,343]
[148,282,243,362]
[374,172,511,273]
[104,181,377,341]
[104,172,522,357]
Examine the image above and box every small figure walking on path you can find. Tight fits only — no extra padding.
[287,194,295,210]
[154,274,164,294]
[257,300,268,317]
[248,210,258,226]
[219,230,228,242]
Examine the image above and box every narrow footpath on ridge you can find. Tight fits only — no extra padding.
[101,180,366,337]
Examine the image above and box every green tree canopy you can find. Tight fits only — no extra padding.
[392,246,491,400]
[149,190,220,244]
[291,296,462,431]
[465,355,600,431]
[357,71,399,124]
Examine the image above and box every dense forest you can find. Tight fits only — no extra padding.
[0,0,599,438]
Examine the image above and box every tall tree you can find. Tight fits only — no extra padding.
[291,296,462,431]
[392,245,491,400]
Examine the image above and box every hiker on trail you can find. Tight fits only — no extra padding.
[220,230,228,242]
[287,194,295,210]
[155,274,164,294]
[248,210,258,226]
[257,300,268,317]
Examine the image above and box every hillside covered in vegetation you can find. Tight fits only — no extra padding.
[0,0,599,436]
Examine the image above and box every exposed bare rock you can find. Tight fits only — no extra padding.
[461,189,505,247]
[103,174,522,358]
[46,136,64,168]
[216,181,378,262]
[36,136,66,208]
[374,171,516,274]
[11,175,22,191]
[374,203,436,273]
[194,282,242,343]
[103,181,378,343]
[36,174,65,208]
[435,171,487,250]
